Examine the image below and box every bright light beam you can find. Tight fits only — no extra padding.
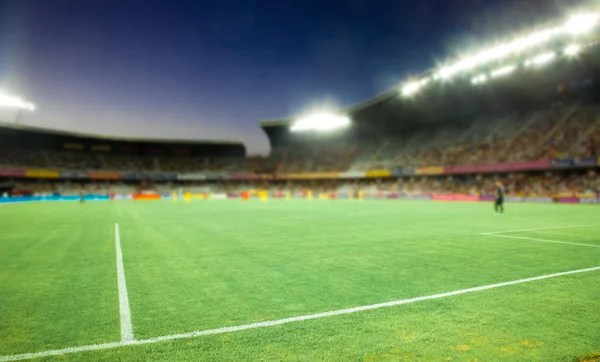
[564,44,582,56]
[524,52,556,67]
[0,92,36,111]
[401,78,429,97]
[490,65,516,78]
[290,113,350,132]
[437,27,561,79]
[436,11,599,80]
[564,13,599,35]
[471,74,487,85]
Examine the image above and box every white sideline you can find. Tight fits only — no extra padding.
[115,223,134,342]
[482,224,597,235]
[480,224,600,249]
[481,233,600,248]
[2,265,600,361]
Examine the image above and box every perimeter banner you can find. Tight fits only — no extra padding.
[415,166,444,175]
[0,194,109,203]
[230,173,262,180]
[365,170,391,178]
[59,170,88,179]
[26,169,60,178]
[0,169,26,177]
[286,172,340,179]
[523,197,553,203]
[397,194,431,200]
[177,173,206,181]
[431,194,479,202]
[89,172,121,180]
[575,158,597,167]
[556,197,580,203]
[339,171,366,179]
[391,169,415,176]
[550,158,574,168]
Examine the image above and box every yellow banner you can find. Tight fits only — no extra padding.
[26,170,59,178]
[365,170,391,178]
[415,166,444,175]
[576,193,596,199]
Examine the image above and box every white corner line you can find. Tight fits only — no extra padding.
[482,224,597,235]
[2,265,600,362]
[481,233,600,248]
[115,223,134,342]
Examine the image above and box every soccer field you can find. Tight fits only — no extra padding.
[1,200,600,361]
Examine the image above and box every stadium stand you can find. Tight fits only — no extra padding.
[1,26,599,201]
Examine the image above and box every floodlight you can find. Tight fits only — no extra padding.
[564,43,582,56]
[564,13,598,35]
[490,65,516,78]
[471,74,487,85]
[525,52,556,67]
[437,27,561,80]
[290,113,350,132]
[0,92,36,111]
[401,78,429,97]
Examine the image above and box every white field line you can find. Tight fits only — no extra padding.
[2,265,600,362]
[480,224,600,249]
[115,223,134,342]
[482,224,597,235]
[481,233,600,248]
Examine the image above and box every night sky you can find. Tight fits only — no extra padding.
[0,0,583,154]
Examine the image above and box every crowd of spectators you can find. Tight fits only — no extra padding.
[355,103,600,171]
[0,103,599,175]
[270,143,360,173]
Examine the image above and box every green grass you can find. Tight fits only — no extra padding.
[1,200,600,361]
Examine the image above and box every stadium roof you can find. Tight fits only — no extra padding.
[260,10,600,131]
[0,121,244,146]
[0,121,247,157]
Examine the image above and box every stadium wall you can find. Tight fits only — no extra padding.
[1,192,598,204]
[0,157,597,181]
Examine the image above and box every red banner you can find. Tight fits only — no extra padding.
[432,194,480,202]
[0,169,26,177]
[89,172,121,180]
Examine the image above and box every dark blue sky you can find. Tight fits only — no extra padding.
[0,0,580,154]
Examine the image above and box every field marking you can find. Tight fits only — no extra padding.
[480,224,600,249]
[482,224,597,235]
[2,265,600,361]
[115,223,134,342]
[481,233,600,248]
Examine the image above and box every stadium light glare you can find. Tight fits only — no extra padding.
[401,78,429,97]
[437,27,561,80]
[564,43,582,56]
[290,113,350,132]
[563,13,599,35]
[524,52,556,67]
[0,92,36,111]
[490,65,516,78]
[471,74,487,85]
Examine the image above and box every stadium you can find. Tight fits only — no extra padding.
[1,8,600,362]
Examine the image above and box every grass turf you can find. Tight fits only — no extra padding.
[1,199,599,361]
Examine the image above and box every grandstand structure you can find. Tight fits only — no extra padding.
[0,12,599,199]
